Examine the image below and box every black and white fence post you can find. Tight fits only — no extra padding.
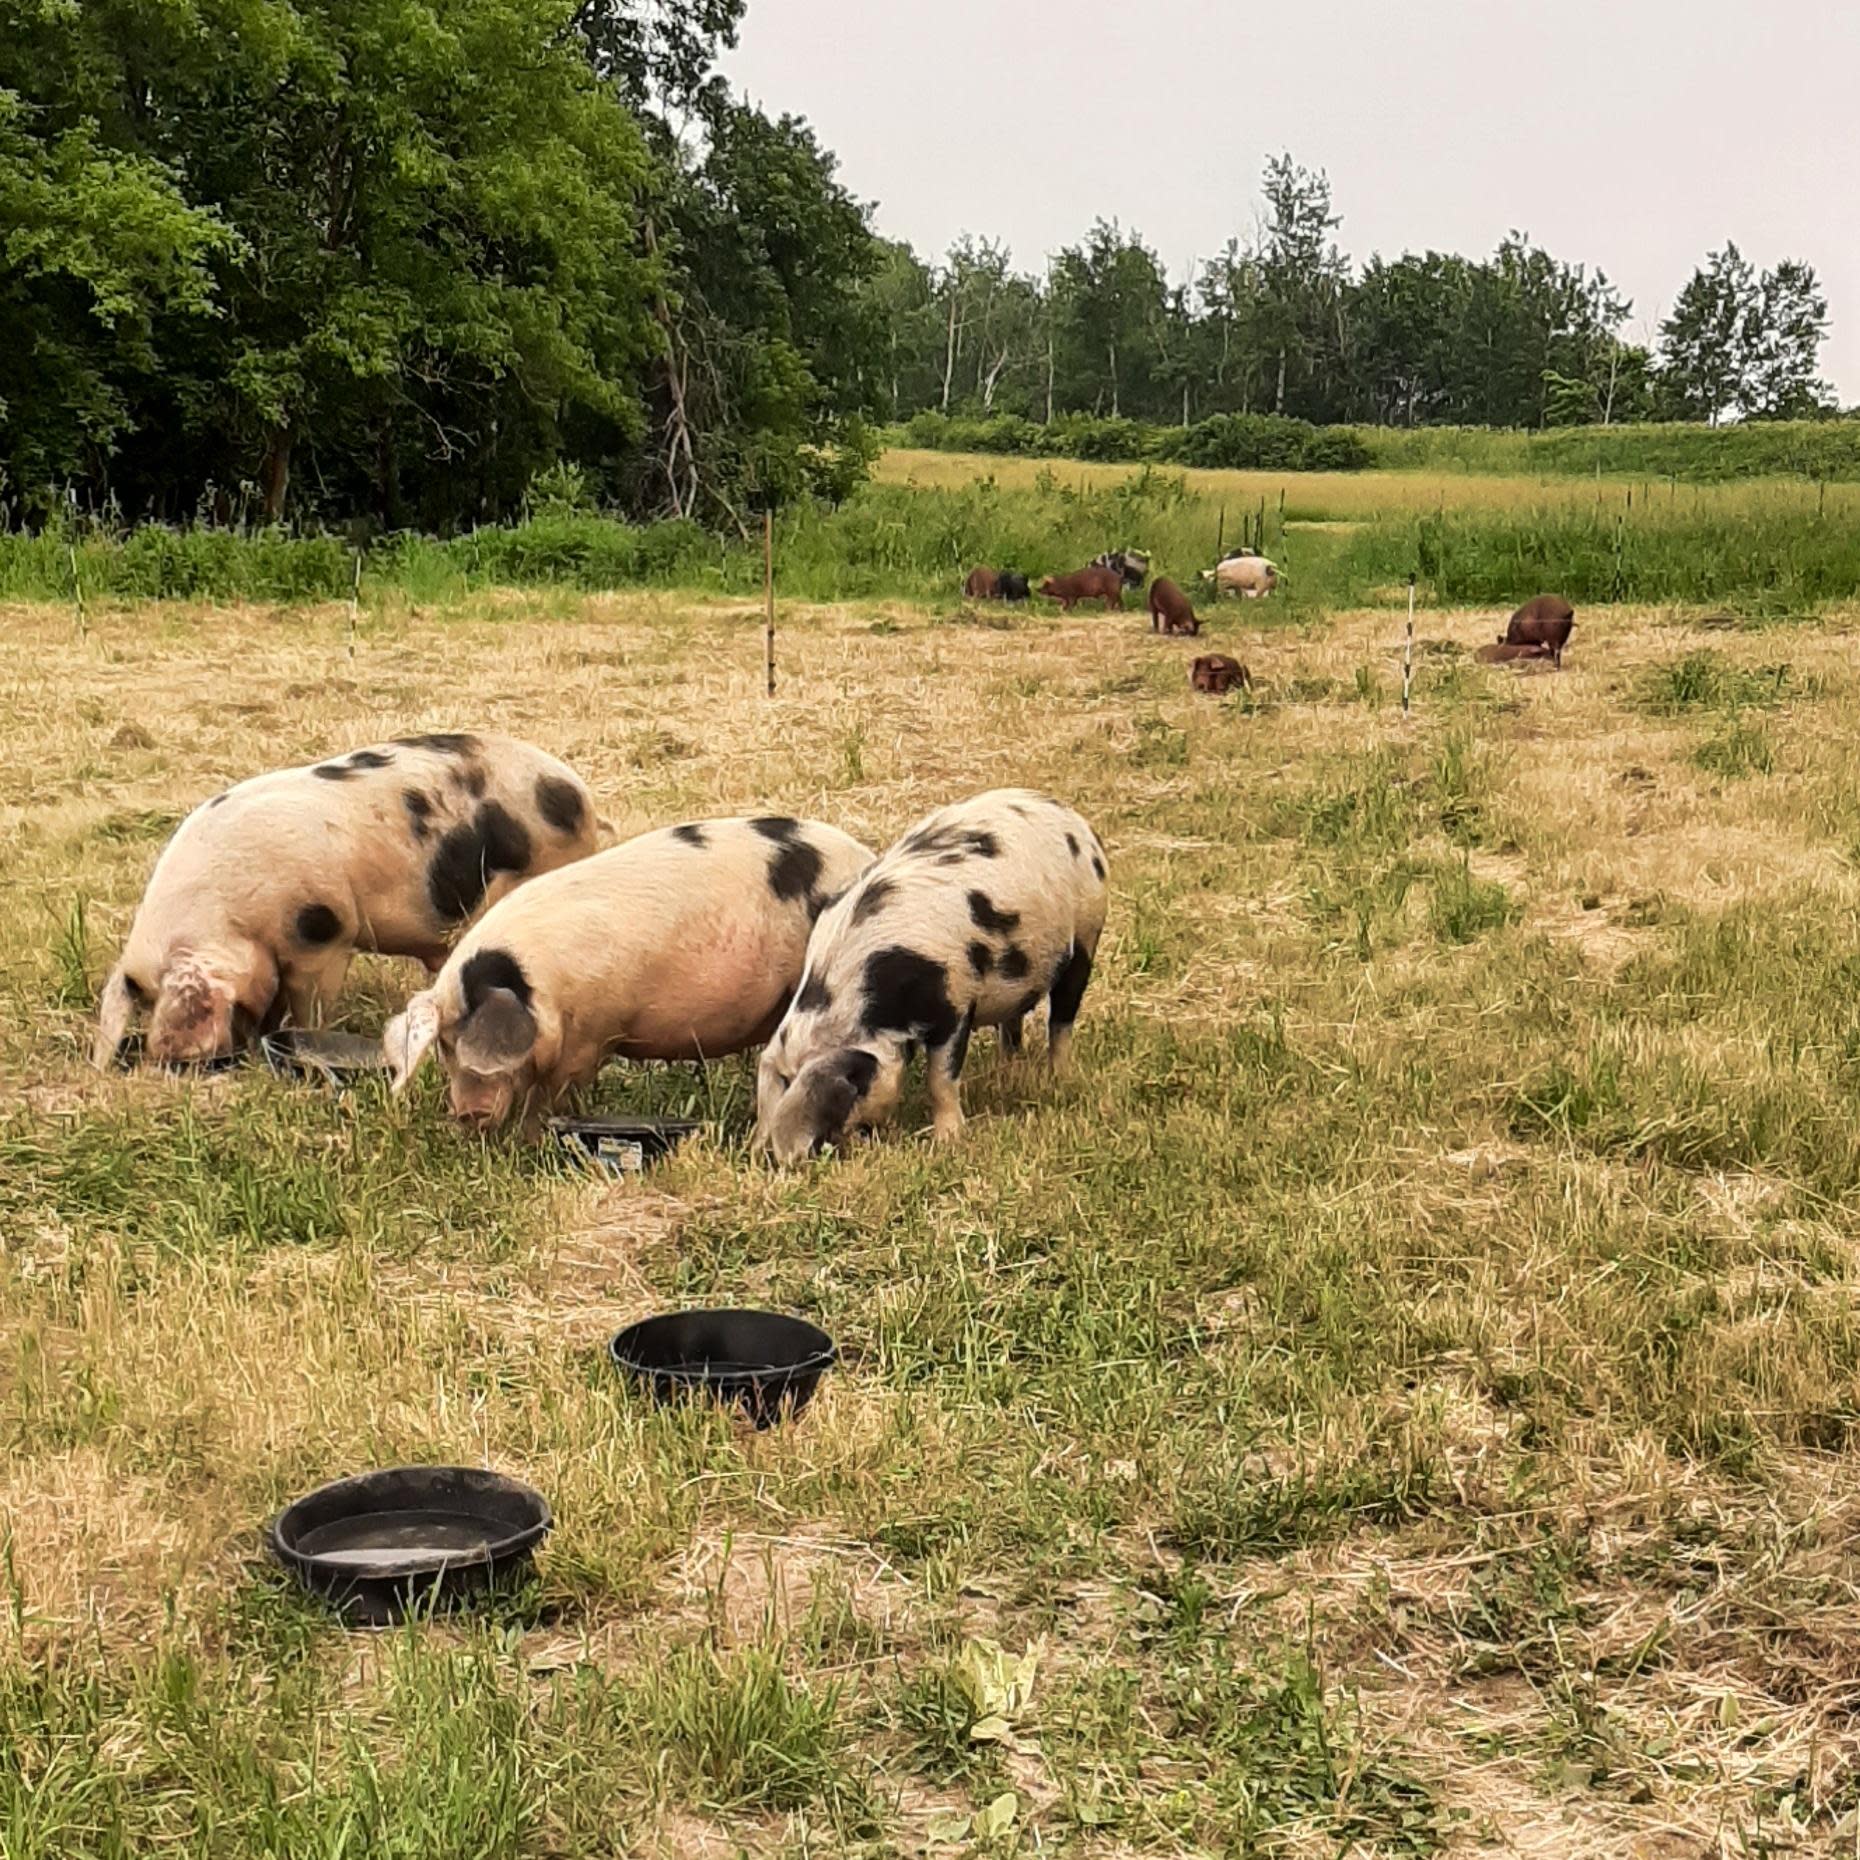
[1402,573,1415,715]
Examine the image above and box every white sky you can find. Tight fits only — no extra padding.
[724,0,1859,404]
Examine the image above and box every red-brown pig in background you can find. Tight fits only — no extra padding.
[1038,566,1124,612]
[1503,595,1576,665]
[1148,577,1201,635]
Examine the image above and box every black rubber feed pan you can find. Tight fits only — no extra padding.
[548,1115,700,1178]
[114,1029,386,1085]
[269,1465,551,1625]
[260,1029,390,1085]
[112,1032,244,1074]
[610,1310,835,1428]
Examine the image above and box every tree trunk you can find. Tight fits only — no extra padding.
[1274,347,1287,415]
[981,347,1009,411]
[1108,340,1118,418]
[940,293,960,413]
[1182,382,1190,427]
[1045,333,1054,424]
[260,424,292,524]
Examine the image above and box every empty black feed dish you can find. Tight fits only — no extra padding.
[113,1031,245,1074]
[548,1115,700,1178]
[610,1310,835,1428]
[269,1465,551,1625]
[260,1029,390,1086]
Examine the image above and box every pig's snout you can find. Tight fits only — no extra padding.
[447,1081,517,1132]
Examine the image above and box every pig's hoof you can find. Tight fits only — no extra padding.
[930,1112,965,1145]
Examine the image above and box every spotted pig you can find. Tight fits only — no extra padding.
[92,733,600,1067]
[754,790,1108,1163]
[384,816,874,1130]
[1092,550,1150,589]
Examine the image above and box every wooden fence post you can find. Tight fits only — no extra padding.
[763,509,776,699]
[68,543,86,643]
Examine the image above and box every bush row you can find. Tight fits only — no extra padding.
[897,410,1860,483]
[895,410,1372,473]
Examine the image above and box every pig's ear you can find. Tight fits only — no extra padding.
[92,968,136,1071]
[455,987,536,1075]
[385,991,441,1093]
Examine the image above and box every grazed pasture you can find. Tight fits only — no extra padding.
[3,583,1860,1856]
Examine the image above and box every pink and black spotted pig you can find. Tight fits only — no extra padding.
[92,733,600,1067]
[384,815,875,1130]
[754,789,1109,1162]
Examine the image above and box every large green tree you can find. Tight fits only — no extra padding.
[1651,243,1832,425]
[651,100,881,521]
[1256,153,1349,420]
[2,0,662,523]
[1049,221,1171,419]
[0,92,238,509]
[1,0,886,529]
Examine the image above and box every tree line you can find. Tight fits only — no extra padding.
[871,155,1837,436]
[0,0,1841,536]
[2,0,877,532]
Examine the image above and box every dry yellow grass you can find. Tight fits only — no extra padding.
[2,588,1860,1853]
[876,445,1860,526]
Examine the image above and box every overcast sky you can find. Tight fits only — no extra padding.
[724,0,1859,404]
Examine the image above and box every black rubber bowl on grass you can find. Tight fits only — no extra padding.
[547,1115,701,1178]
[609,1310,836,1428]
[112,1032,245,1074]
[269,1465,551,1626]
[260,1029,390,1086]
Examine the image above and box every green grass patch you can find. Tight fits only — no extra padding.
[1636,651,1797,715]
[1693,718,1776,779]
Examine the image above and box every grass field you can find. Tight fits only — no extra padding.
[9,450,1860,620]
[878,445,1860,525]
[4,582,1860,1856]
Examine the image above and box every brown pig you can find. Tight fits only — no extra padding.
[1148,576,1201,635]
[384,815,875,1130]
[1191,654,1250,694]
[1503,594,1576,665]
[1038,566,1124,612]
[93,733,600,1068]
[963,566,1000,600]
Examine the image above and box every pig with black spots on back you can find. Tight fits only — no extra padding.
[385,815,874,1129]
[754,790,1108,1162]
[93,733,600,1067]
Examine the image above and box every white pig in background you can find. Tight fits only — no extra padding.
[93,732,600,1068]
[755,790,1108,1163]
[385,815,875,1129]
[1201,552,1278,598]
